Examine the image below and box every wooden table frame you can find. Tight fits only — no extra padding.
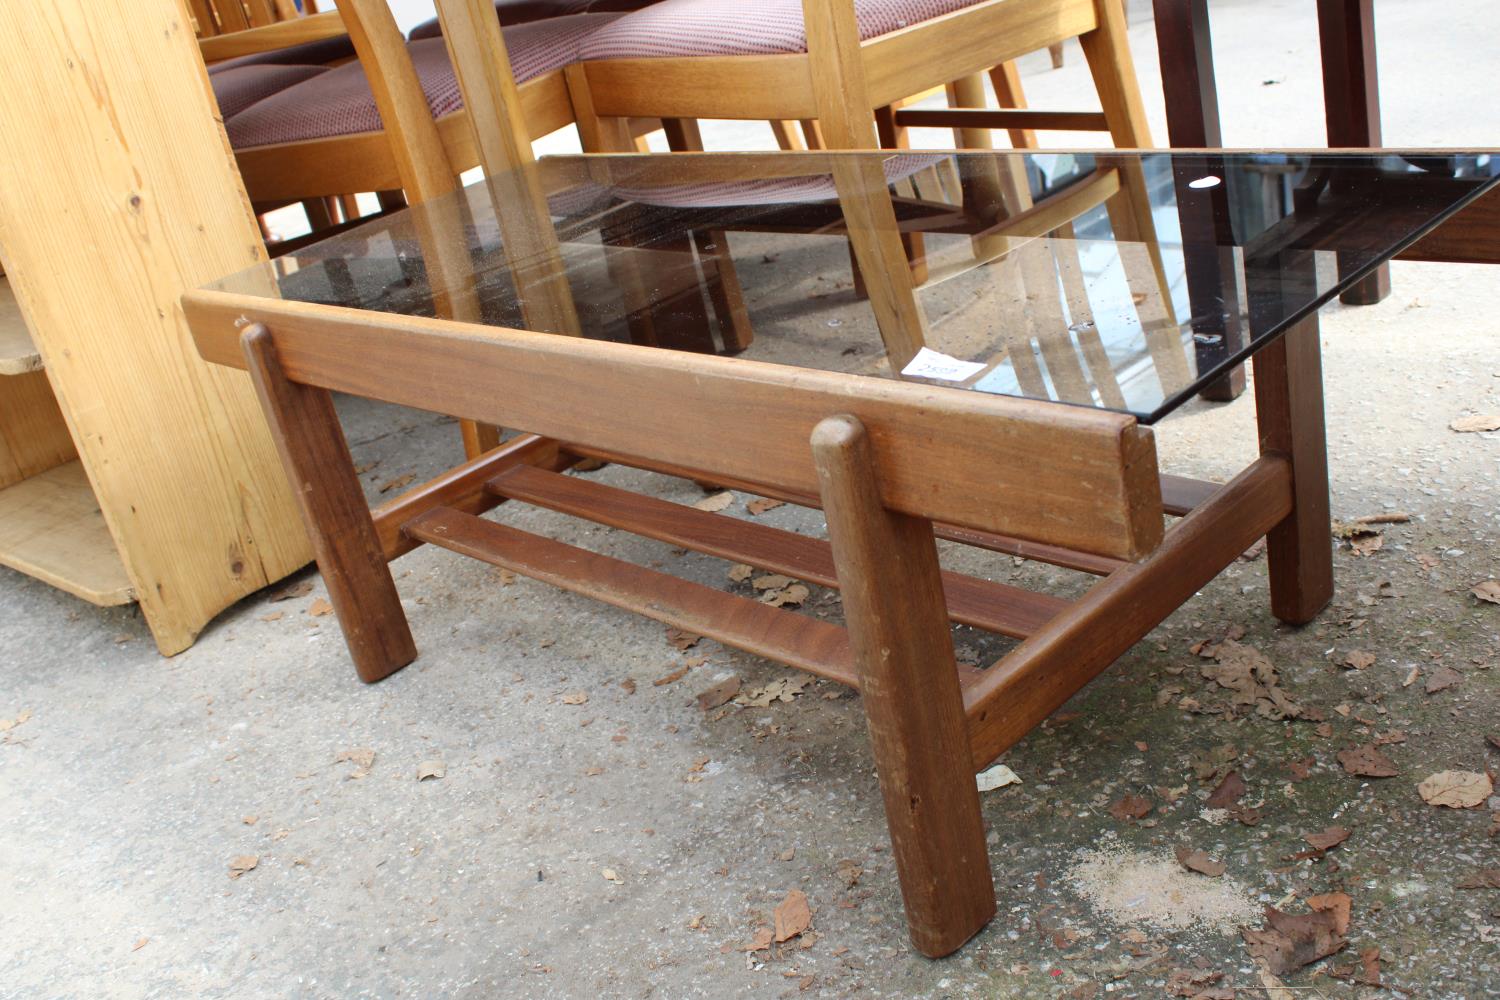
[182,270,1329,955]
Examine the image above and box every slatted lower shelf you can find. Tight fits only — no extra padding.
[486,463,1068,638]
[403,506,859,687]
[0,461,133,606]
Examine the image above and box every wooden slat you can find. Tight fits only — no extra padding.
[1161,473,1219,516]
[0,461,133,607]
[198,8,344,63]
[184,292,1164,561]
[403,506,858,686]
[558,443,1132,576]
[486,463,1068,638]
[371,433,566,560]
[892,109,1110,132]
[963,454,1293,770]
[0,371,76,491]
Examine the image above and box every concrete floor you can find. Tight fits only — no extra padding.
[4,1,1500,997]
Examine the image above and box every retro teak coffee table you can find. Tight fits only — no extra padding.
[183,149,1500,956]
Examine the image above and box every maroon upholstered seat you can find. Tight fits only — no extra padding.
[206,34,358,74]
[226,13,620,150]
[407,0,658,39]
[577,0,988,59]
[210,63,329,120]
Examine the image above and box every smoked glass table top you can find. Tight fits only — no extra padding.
[207,150,1500,423]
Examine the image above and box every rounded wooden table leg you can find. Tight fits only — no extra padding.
[812,415,995,957]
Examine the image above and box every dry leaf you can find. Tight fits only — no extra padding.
[1349,533,1384,557]
[377,472,416,494]
[228,855,259,879]
[728,563,754,583]
[242,815,258,826]
[1241,903,1348,976]
[1175,845,1227,877]
[1200,641,1307,720]
[620,678,636,695]
[759,583,810,608]
[1303,826,1351,852]
[773,889,813,943]
[692,491,734,512]
[1108,794,1153,821]
[1303,892,1352,938]
[416,760,446,781]
[1337,744,1398,778]
[601,867,623,883]
[1425,666,1462,694]
[665,627,701,650]
[751,573,794,592]
[131,937,149,952]
[583,766,605,777]
[1206,770,1247,809]
[1417,770,1492,808]
[1457,868,1500,890]
[259,611,284,623]
[652,665,690,687]
[307,598,333,617]
[1166,969,1225,997]
[736,676,810,707]
[1342,650,1375,670]
[1287,757,1313,782]
[269,579,312,602]
[0,709,32,734]
[336,748,375,779]
[1472,580,1500,605]
[835,859,863,887]
[746,498,784,516]
[1353,512,1411,525]
[976,763,1022,792]
[742,926,774,952]
[559,691,589,705]
[1450,413,1500,433]
[695,676,741,711]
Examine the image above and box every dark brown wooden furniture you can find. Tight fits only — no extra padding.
[182,149,1500,957]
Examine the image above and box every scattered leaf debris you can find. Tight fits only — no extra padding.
[746,498,785,516]
[336,748,375,779]
[1449,413,1500,433]
[1108,794,1153,821]
[307,598,334,617]
[416,760,446,781]
[1342,650,1375,670]
[1417,770,1492,808]
[559,691,589,705]
[1336,744,1398,778]
[1241,899,1348,976]
[269,580,312,602]
[653,665,691,687]
[736,676,810,707]
[665,628,701,651]
[773,889,813,943]
[1303,826,1351,852]
[692,491,734,512]
[228,855,259,880]
[1457,869,1500,890]
[1175,846,1227,877]
[695,676,741,711]
[1425,666,1462,694]
[1472,580,1500,605]
[601,868,623,884]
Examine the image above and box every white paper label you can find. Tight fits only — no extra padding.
[900,346,986,382]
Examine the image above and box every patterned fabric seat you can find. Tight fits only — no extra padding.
[407,0,658,39]
[210,63,328,120]
[578,0,988,60]
[226,13,620,149]
[205,34,358,75]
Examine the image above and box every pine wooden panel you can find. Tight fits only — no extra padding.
[0,461,133,606]
[0,371,78,490]
[0,0,310,652]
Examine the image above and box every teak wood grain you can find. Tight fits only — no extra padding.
[182,292,1166,561]
[242,326,416,682]
[485,463,1069,638]
[404,506,857,686]
[811,415,994,957]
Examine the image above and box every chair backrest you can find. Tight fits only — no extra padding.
[190,0,302,37]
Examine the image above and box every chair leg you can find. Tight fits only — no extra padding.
[661,118,755,353]
[812,415,995,958]
[770,120,805,150]
[241,325,417,684]
[987,62,1037,149]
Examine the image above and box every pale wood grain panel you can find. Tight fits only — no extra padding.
[0,461,133,606]
[0,0,310,652]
